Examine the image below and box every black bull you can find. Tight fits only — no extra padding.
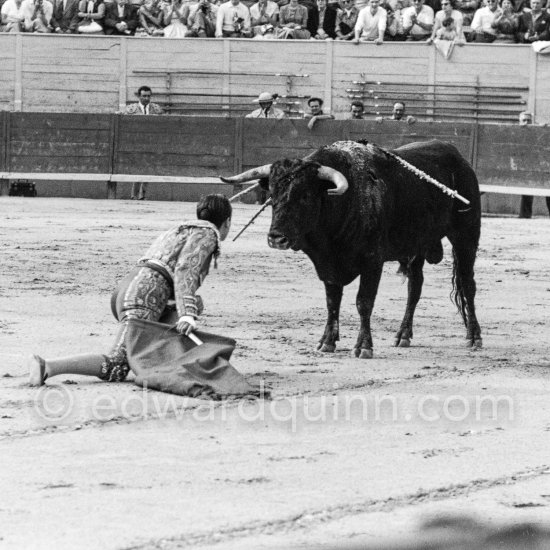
[222,140,482,358]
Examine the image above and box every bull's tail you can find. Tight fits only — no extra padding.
[450,248,468,327]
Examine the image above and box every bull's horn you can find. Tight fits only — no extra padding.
[219,164,271,184]
[317,166,348,195]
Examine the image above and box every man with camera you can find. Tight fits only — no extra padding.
[215,0,251,37]
[186,0,218,37]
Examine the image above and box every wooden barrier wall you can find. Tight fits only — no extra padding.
[1,35,550,122]
[1,114,550,186]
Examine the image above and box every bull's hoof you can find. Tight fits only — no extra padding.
[466,338,483,350]
[353,348,373,359]
[465,338,483,349]
[318,343,336,353]
[395,338,411,348]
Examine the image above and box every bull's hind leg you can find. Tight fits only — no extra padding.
[317,282,343,352]
[354,262,384,359]
[395,255,425,347]
[448,235,482,348]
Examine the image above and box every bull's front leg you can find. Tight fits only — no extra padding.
[354,262,384,359]
[317,282,343,353]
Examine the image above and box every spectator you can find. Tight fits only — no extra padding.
[50,0,79,32]
[470,0,499,41]
[215,0,251,37]
[377,101,416,123]
[435,13,457,37]
[250,0,279,36]
[186,0,217,37]
[383,1,405,40]
[350,100,365,118]
[491,0,518,42]
[310,0,338,38]
[335,0,358,39]
[278,0,310,37]
[510,0,528,12]
[163,0,189,37]
[138,0,166,36]
[517,0,550,42]
[455,0,478,40]
[245,91,286,118]
[428,0,465,42]
[22,0,54,32]
[77,0,105,33]
[304,96,334,129]
[104,0,139,35]
[518,111,550,218]
[123,86,165,201]
[402,0,434,40]
[353,0,387,43]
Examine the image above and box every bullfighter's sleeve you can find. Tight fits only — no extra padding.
[173,228,218,319]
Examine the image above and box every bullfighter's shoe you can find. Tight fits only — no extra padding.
[28,354,48,386]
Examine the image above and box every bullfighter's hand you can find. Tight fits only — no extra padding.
[176,315,197,336]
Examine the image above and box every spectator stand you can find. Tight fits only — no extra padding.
[131,69,310,117]
[347,77,528,123]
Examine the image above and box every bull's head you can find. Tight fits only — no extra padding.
[221,159,348,251]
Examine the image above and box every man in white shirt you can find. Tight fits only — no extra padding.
[22,0,53,32]
[470,0,499,42]
[249,0,278,36]
[1,0,26,31]
[353,0,386,43]
[215,0,251,37]
[402,0,433,40]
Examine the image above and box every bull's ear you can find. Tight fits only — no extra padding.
[259,177,269,190]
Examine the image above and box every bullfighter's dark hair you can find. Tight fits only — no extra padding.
[351,100,364,109]
[137,85,152,96]
[196,194,232,229]
[308,97,324,106]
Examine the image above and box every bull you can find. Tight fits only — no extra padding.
[222,140,482,358]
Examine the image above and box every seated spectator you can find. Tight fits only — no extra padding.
[350,100,365,118]
[383,1,405,40]
[1,0,27,31]
[304,96,334,129]
[517,0,550,42]
[77,0,105,33]
[138,0,166,35]
[250,0,279,36]
[50,0,79,32]
[215,0,252,37]
[310,0,338,38]
[435,14,457,37]
[299,0,317,36]
[491,0,518,42]
[186,0,217,36]
[353,0,387,43]
[470,0,499,41]
[335,0,358,40]
[246,91,286,118]
[104,0,138,35]
[402,0,433,40]
[22,0,54,32]
[278,0,310,37]
[454,0,478,39]
[428,0,465,42]
[163,0,189,37]
[510,0,528,12]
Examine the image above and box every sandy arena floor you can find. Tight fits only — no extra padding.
[1,197,549,550]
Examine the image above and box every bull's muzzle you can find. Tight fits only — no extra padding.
[268,231,291,250]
